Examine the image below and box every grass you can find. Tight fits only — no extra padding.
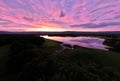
[38,39,62,54]
[0,39,120,81]
[59,46,120,69]
[39,39,120,70]
[43,39,60,47]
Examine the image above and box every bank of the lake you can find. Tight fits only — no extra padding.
[103,36,120,52]
[42,36,110,51]
[0,36,120,81]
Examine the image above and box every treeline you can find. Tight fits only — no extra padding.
[0,35,45,46]
[6,35,45,73]
[0,35,45,80]
[103,36,120,52]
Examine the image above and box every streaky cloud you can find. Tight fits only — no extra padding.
[70,22,120,28]
[0,0,120,31]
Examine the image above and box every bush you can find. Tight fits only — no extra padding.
[103,38,120,52]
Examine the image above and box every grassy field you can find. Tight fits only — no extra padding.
[0,39,120,81]
[60,46,120,69]
[44,39,120,70]
[30,39,120,72]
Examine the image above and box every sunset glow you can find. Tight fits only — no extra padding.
[0,0,120,31]
[26,26,66,32]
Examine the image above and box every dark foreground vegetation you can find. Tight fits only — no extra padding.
[103,36,120,52]
[0,35,120,81]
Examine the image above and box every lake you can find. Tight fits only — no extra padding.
[42,36,110,50]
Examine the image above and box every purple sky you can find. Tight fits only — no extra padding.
[0,0,120,31]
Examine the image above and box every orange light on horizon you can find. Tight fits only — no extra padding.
[26,26,66,32]
[25,25,120,32]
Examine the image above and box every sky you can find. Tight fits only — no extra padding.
[0,0,120,32]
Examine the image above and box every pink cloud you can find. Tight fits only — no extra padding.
[0,0,120,31]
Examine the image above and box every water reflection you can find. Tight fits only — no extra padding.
[42,36,109,50]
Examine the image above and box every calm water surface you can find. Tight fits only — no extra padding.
[42,36,109,50]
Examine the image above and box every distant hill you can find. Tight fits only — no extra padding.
[0,31,120,36]
[0,31,10,34]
